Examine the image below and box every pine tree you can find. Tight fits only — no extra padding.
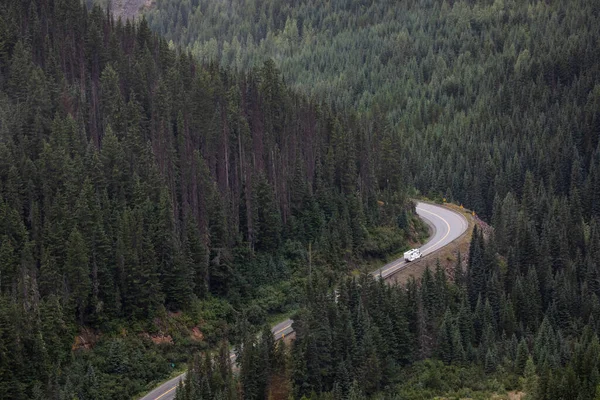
[65,228,91,322]
[40,295,71,369]
[119,206,163,319]
[184,213,209,299]
[100,64,125,136]
[0,235,17,293]
[207,188,232,296]
[519,357,538,397]
[436,310,453,364]
[454,250,465,288]
[467,227,485,308]
[254,174,282,253]
[516,339,529,375]
[7,41,32,103]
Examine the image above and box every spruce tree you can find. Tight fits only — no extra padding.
[65,228,91,322]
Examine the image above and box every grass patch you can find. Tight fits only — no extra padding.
[266,308,298,326]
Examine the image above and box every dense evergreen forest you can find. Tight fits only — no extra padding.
[137,0,600,398]
[145,0,600,218]
[0,0,421,398]
[2,0,600,398]
[180,229,600,399]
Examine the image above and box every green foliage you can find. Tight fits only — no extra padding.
[393,360,506,400]
[144,0,600,228]
[0,1,419,397]
[360,226,407,259]
[3,0,600,397]
[225,222,600,399]
[62,336,172,400]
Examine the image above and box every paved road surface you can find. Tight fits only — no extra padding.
[271,319,295,340]
[139,373,186,400]
[372,201,468,279]
[139,201,468,400]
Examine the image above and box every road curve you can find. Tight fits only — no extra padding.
[140,201,468,400]
[372,201,468,279]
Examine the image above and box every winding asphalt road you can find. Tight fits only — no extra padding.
[372,201,468,279]
[139,201,468,400]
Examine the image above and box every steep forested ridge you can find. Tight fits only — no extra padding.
[0,0,417,398]
[139,0,600,398]
[145,0,600,220]
[3,0,600,398]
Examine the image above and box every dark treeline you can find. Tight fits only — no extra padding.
[0,0,419,398]
[181,228,600,399]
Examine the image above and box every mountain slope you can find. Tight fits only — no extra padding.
[143,0,600,219]
[0,1,418,398]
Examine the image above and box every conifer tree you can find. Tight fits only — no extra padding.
[254,174,282,253]
[100,64,125,136]
[65,227,91,322]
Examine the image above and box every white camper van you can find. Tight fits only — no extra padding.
[404,248,422,262]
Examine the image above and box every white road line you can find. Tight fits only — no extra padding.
[415,206,452,254]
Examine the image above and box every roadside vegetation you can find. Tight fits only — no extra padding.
[179,227,600,400]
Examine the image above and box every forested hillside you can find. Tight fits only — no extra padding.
[179,228,600,399]
[3,0,600,398]
[140,0,600,398]
[145,0,600,217]
[0,1,419,398]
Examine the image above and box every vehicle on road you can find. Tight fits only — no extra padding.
[404,248,422,262]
